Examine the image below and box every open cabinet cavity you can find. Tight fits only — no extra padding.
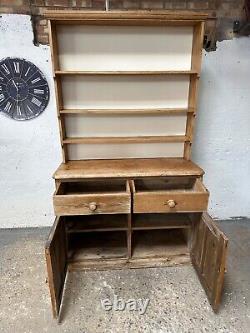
[55,213,192,271]
[65,214,132,264]
[132,229,189,259]
[64,213,192,267]
[133,213,191,230]
[68,231,128,262]
[65,214,132,266]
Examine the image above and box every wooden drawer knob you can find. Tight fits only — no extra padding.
[167,200,176,208]
[89,202,97,211]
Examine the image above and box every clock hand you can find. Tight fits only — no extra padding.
[12,79,18,91]
[16,85,20,116]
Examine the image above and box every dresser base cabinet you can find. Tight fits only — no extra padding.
[45,212,228,319]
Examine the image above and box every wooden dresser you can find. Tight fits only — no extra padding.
[44,10,228,320]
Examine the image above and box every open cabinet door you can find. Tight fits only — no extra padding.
[45,217,67,319]
[191,213,228,312]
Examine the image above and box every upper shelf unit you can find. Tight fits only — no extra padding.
[46,11,207,161]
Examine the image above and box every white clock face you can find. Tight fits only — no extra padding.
[0,58,50,120]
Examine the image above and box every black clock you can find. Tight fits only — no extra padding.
[0,58,50,120]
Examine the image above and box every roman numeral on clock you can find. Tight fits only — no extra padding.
[26,105,33,115]
[1,64,10,74]
[34,88,44,95]
[4,101,12,113]
[31,96,42,107]
[25,67,31,77]
[17,104,21,115]
[0,93,5,102]
[13,61,20,73]
[31,77,41,84]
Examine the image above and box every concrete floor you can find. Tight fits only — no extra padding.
[0,219,249,333]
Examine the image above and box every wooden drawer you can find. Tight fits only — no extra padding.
[53,179,130,216]
[132,177,209,213]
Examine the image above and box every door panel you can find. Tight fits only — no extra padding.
[191,213,228,312]
[45,217,67,318]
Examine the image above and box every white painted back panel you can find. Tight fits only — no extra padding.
[62,75,190,109]
[57,25,193,71]
[65,114,187,137]
[67,143,184,160]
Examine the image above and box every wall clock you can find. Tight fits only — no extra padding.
[0,57,50,120]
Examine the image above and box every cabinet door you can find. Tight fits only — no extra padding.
[45,217,67,318]
[191,213,228,312]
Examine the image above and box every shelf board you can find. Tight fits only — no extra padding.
[60,108,193,115]
[63,135,187,144]
[133,214,191,230]
[55,70,198,76]
[53,158,205,179]
[65,214,191,233]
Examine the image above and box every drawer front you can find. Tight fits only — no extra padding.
[133,191,209,213]
[53,193,130,215]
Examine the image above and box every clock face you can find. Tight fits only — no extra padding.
[0,58,50,120]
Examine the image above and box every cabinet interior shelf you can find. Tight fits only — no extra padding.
[65,214,191,233]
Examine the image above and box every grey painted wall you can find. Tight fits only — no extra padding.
[193,39,250,219]
[0,15,61,228]
[0,14,249,227]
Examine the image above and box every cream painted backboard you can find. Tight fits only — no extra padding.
[62,75,190,109]
[67,143,184,160]
[53,22,196,160]
[57,25,193,71]
[65,115,187,137]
